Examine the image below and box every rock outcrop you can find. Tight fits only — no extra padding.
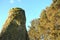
[0,8,29,40]
[28,0,60,40]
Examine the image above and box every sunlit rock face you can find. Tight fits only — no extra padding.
[28,0,60,40]
[0,8,29,40]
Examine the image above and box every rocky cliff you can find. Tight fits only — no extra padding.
[28,0,60,40]
[0,8,29,40]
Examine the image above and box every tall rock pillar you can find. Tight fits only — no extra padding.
[0,8,29,40]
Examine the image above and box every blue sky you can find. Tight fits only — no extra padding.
[0,0,52,32]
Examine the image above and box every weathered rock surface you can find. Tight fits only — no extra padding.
[0,8,29,40]
[28,0,60,40]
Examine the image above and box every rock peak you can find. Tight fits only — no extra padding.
[9,7,25,16]
[0,7,29,40]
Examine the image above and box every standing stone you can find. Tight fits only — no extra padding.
[0,8,29,40]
